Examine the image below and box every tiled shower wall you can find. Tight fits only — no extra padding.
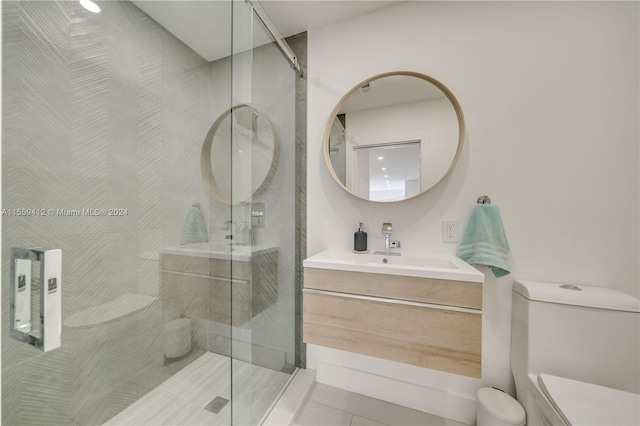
[1,1,213,424]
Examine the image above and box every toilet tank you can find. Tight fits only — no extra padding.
[510,280,640,401]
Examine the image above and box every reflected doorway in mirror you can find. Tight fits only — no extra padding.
[352,140,421,202]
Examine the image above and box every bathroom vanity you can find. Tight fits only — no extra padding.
[303,249,484,378]
[161,243,278,330]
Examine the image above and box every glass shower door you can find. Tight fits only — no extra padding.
[2,0,298,424]
[228,2,299,424]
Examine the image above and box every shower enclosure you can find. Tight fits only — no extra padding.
[2,0,304,424]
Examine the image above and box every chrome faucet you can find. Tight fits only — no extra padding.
[374,222,400,256]
[382,223,392,253]
[222,220,253,245]
[222,220,234,241]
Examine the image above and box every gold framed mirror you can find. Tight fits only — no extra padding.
[323,71,465,202]
[201,104,279,205]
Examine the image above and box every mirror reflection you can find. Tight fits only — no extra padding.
[201,105,278,205]
[354,141,421,202]
[324,72,463,202]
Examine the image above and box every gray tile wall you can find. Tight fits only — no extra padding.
[2,1,213,424]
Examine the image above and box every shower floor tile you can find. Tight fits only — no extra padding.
[104,351,290,425]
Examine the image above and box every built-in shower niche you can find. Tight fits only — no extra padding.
[160,244,287,371]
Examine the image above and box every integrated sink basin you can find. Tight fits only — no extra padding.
[303,248,483,282]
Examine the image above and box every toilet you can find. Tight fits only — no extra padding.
[510,280,640,425]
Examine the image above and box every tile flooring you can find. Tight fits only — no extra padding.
[293,383,468,426]
[106,351,290,425]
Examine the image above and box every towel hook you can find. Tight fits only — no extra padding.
[477,195,491,204]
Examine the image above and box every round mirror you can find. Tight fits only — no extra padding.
[201,104,278,205]
[323,72,464,202]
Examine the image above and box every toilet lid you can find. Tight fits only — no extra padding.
[538,374,640,426]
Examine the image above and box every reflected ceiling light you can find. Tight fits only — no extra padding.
[377,156,384,160]
[381,167,386,171]
[80,0,100,13]
[384,175,388,178]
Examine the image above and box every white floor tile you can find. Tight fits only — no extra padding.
[293,400,353,426]
[263,368,316,426]
[351,415,388,426]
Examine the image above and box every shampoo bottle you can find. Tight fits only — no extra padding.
[354,222,367,253]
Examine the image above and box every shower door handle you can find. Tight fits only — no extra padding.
[11,248,62,352]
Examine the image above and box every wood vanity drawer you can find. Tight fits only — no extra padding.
[161,254,251,280]
[303,292,481,378]
[161,250,278,327]
[162,271,251,326]
[304,267,482,310]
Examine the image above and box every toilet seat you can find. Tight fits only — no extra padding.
[537,374,640,426]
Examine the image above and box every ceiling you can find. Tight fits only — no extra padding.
[339,75,446,114]
[130,0,403,62]
[261,1,401,39]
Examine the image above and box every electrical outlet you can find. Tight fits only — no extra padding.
[442,220,459,243]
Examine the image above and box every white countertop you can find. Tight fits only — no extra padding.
[303,249,484,282]
[161,242,276,261]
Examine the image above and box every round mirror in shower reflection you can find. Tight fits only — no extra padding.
[201,104,279,205]
[323,72,465,203]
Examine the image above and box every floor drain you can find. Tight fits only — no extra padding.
[204,396,229,414]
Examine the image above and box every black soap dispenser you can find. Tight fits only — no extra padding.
[354,222,368,253]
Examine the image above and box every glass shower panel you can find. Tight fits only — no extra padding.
[229,1,255,424]
[1,0,235,424]
[229,4,298,425]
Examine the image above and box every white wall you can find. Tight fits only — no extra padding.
[345,97,458,190]
[307,1,639,423]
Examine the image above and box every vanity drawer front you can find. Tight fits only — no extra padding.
[162,254,210,275]
[304,267,482,310]
[303,292,481,378]
[161,271,251,327]
[161,254,251,280]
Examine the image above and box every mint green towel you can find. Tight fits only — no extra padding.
[181,206,208,245]
[457,204,510,278]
